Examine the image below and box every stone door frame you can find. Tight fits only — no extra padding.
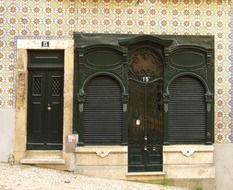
[15,39,74,163]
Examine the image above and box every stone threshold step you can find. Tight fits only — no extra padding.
[126,172,166,180]
[126,172,166,176]
[25,150,63,157]
[20,158,65,164]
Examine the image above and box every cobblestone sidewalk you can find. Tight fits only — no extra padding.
[0,163,189,190]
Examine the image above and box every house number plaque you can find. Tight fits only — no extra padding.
[41,41,49,47]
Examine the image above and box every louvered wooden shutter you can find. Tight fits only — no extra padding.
[168,76,206,144]
[83,75,123,144]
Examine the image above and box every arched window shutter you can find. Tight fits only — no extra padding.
[83,75,123,144]
[168,76,206,144]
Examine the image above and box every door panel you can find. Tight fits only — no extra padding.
[46,72,63,148]
[31,102,43,133]
[27,71,47,148]
[27,70,63,150]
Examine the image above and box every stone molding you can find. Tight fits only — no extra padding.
[163,145,214,154]
[75,146,127,158]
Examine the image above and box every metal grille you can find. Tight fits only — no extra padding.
[168,76,206,144]
[51,77,62,96]
[32,76,42,96]
[129,48,162,80]
[83,75,123,144]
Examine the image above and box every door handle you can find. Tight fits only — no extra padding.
[48,104,52,111]
[144,146,149,152]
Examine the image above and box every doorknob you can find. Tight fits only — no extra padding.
[48,104,52,111]
[144,146,149,152]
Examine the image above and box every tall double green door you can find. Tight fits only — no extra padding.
[127,48,163,172]
[27,70,64,150]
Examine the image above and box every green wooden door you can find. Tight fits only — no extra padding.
[128,48,163,172]
[27,70,64,150]
[128,79,163,172]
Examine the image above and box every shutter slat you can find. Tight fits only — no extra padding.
[83,75,122,144]
[168,76,206,144]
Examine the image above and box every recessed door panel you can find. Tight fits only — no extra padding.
[46,72,64,148]
[27,71,46,148]
[31,102,43,133]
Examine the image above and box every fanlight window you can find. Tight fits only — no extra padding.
[129,48,163,81]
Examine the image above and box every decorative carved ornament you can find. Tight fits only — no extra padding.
[96,150,110,158]
[129,48,162,79]
[181,149,195,157]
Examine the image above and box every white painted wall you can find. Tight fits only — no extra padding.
[0,109,15,162]
[215,143,233,190]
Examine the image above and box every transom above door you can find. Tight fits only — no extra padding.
[27,50,64,150]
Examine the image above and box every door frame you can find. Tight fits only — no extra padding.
[15,39,74,161]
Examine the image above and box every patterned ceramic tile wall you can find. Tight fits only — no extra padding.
[0,0,231,143]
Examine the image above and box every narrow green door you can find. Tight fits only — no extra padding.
[27,50,64,150]
[128,48,163,172]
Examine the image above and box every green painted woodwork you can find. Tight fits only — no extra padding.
[85,48,122,67]
[170,51,205,68]
[168,76,207,144]
[163,45,214,145]
[73,33,214,172]
[121,37,168,172]
[83,75,123,144]
[27,50,64,150]
[74,43,128,145]
[28,50,64,69]
[128,78,163,172]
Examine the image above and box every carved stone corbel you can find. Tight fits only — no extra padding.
[77,89,85,112]
[122,49,128,66]
[164,49,170,65]
[206,51,212,66]
[181,148,195,157]
[163,93,170,113]
[122,93,128,112]
[96,150,110,158]
[205,91,213,112]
